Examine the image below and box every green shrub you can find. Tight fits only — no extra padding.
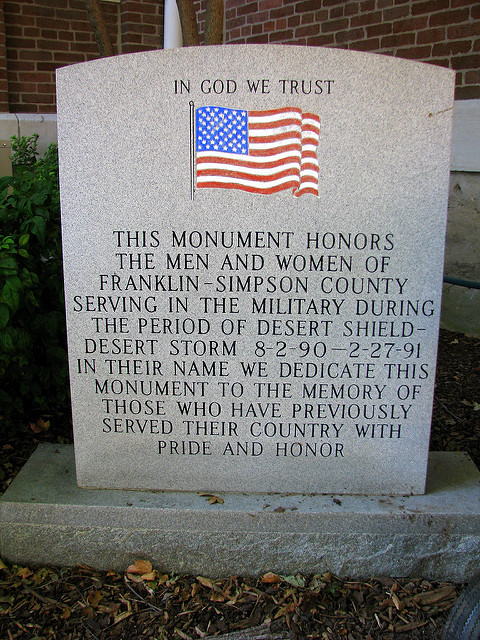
[11,133,40,169]
[0,139,68,428]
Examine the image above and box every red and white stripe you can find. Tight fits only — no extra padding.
[196,107,320,197]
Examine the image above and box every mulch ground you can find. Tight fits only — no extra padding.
[1,328,479,640]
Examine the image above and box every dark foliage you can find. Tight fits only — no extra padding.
[0,138,69,429]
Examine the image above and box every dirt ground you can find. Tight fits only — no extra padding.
[1,328,479,639]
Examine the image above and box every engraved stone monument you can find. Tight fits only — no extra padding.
[57,45,454,495]
[2,46,479,579]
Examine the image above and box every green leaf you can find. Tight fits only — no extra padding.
[0,303,9,329]
[0,256,17,276]
[29,216,46,242]
[18,233,29,247]
[1,276,22,313]
[0,328,14,352]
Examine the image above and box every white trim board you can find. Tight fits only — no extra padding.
[451,99,480,172]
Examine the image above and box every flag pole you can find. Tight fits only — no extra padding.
[190,101,195,201]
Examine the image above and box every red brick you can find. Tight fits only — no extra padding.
[322,18,349,33]
[350,37,379,51]
[8,60,35,71]
[287,15,301,27]
[429,9,470,27]
[474,39,480,51]
[52,51,85,62]
[36,61,62,72]
[276,18,287,29]
[240,24,252,35]
[24,27,41,37]
[426,57,451,67]
[19,71,51,82]
[37,39,70,50]
[41,29,58,39]
[245,34,269,43]
[465,70,480,83]
[473,5,480,19]
[74,31,93,41]
[251,23,263,33]
[433,41,472,56]
[226,17,246,29]
[295,0,320,11]
[360,0,375,10]
[301,11,316,24]
[5,24,22,37]
[295,23,320,37]
[237,2,258,17]
[456,86,480,99]
[56,9,86,20]
[259,0,282,8]
[330,6,344,18]
[335,27,364,44]
[393,16,428,34]
[270,5,294,18]
[351,11,382,27]
[411,0,449,16]
[6,37,36,49]
[367,23,392,37]
[306,34,335,46]
[381,32,415,48]
[382,5,409,20]
[246,10,269,23]
[9,81,36,93]
[37,82,56,93]
[343,2,359,17]
[74,42,99,53]
[416,27,446,44]
[451,54,480,70]
[4,3,22,15]
[120,12,143,23]
[21,5,55,17]
[447,23,480,39]
[21,93,54,103]
[396,45,432,59]
[37,17,72,30]
[269,28,293,41]
[314,9,329,22]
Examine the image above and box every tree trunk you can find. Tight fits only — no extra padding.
[204,0,224,45]
[175,0,200,46]
[85,0,114,57]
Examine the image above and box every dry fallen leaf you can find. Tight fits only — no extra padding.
[261,572,282,584]
[29,417,51,434]
[198,493,224,504]
[126,559,154,579]
[88,589,102,608]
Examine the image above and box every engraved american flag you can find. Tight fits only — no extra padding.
[195,106,320,197]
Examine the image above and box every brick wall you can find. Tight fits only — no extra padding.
[0,0,479,112]
[2,0,164,113]
[120,0,164,54]
[224,0,480,99]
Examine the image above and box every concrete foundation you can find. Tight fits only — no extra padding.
[1,444,479,581]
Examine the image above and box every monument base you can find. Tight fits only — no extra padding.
[1,444,479,582]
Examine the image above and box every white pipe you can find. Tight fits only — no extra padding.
[164,0,183,48]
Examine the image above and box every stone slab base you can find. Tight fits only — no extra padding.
[1,444,479,581]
